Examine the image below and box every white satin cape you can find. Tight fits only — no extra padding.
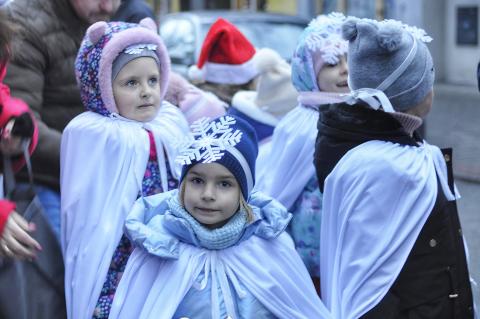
[255,92,344,210]
[110,236,331,319]
[320,140,459,319]
[60,102,189,319]
[254,104,319,209]
[109,197,331,319]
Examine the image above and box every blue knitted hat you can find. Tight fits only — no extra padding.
[342,18,435,111]
[177,115,258,200]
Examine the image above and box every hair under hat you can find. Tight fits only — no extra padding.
[75,18,170,116]
[177,115,258,200]
[342,18,435,112]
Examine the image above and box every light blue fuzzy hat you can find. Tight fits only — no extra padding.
[342,18,435,111]
[291,13,348,92]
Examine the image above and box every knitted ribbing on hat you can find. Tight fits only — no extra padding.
[167,194,247,250]
[75,19,170,117]
[291,12,348,92]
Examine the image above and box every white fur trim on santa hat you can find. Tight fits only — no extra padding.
[197,58,259,85]
[187,64,206,83]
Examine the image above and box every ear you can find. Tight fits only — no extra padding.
[342,18,359,41]
[86,21,108,45]
[139,17,157,32]
[377,24,403,52]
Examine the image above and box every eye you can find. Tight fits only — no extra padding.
[148,77,158,85]
[219,181,232,188]
[125,79,137,86]
[189,177,203,185]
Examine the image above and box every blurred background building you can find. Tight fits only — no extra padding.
[146,0,479,87]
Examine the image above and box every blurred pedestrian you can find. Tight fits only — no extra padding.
[61,18,189,318]
[254,13,349,294]
[111,0,155,23]
[165,71,227,124]
[228,48,298,144]
[0,3,40,261]
[3,0,121,241]
[315,17,474,318]
[477,61,479,91]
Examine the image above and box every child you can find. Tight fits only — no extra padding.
[109,115,331,319]
[228,48,298,145]
[254,13,349,293]
[188,18,260,105]
[0,4,40,261]
[60,18,189,319]
[314,18,474,318]
[165,71,227,124]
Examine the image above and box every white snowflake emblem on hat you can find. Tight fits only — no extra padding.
[176,116,243,165]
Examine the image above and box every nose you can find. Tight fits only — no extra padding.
[339,57,348,75]
[140,82,152,99]
[201,183,216,201]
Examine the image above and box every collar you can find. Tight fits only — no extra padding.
[166,195,248,250]
[389,112,423,136]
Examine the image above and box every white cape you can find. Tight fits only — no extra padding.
[60,102,189,319]
[110,234,331,319]
[320,140,458,319]
[255,104,318,209]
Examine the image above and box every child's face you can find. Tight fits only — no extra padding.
[113,57,161,122]
[183,163,241,229]
[316,55,349,93]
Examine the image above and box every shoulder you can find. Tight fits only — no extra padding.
[9,0,58,34]
[62,112,147,146]
[330,140,425,187]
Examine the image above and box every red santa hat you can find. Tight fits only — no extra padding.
[188,18,259,85]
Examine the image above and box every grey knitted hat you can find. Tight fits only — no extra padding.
[342,18,435,112]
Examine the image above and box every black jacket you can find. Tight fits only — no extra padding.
[315,102,474,319]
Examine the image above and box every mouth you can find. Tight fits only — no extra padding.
[195,207,219,214]
[336,81,348,88]
[138,104,154,108]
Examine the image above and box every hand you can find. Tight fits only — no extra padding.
[0,119,24,156]
[0,211,42,260]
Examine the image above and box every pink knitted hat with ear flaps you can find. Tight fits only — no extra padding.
[75,18,170,116]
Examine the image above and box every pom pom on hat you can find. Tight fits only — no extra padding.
[253,48,298,118]
[188,18,258,85]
